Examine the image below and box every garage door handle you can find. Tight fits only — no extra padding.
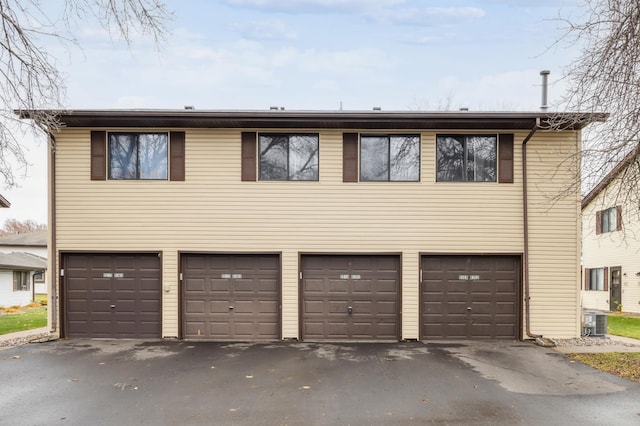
[347,306,353,314]
[467,307,472,311]
[110,305,116,309]
[229,306,234,310]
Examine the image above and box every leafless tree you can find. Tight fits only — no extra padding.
[0,0,171,188]
[554,0,640,207]
[0,218,46,235]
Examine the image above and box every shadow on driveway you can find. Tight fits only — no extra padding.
[1,339,639,425]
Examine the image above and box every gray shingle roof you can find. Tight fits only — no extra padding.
[0,230,47,247]
[0,252,47,270]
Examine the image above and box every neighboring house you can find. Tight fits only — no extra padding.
[0,252,47,307]
[0,231,48,294]
[18,109,601,340]
[581,152,640,314]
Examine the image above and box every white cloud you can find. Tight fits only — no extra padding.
[228,20,298,41]
[224,0,405,14]
[369,7,485,26]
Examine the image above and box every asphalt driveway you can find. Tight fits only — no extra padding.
[1,339,639,425]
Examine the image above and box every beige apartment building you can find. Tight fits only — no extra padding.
[20,109,601,340]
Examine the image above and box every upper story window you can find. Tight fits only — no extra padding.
[259,134,319,181]
[109,133,168,180]
[436,135,497,182]
[360,135,420,182]
[597,206,621,234]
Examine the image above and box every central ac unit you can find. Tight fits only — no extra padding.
[582,311,608,336]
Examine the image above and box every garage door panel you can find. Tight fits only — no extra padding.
[301,255,399,341]
[329,301,348,312]
[304,278,325,293]
[182,254,279,341]
[328,280,349,293]
[185,278,206,292]
[421,255,520,340]
[374,301,397,315]
[304,300,324,313]
[64,253,162,339]
[258,301,278,314]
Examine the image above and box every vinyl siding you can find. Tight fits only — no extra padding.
[582,174,640,314]
[51,127,581,339]
[0,270,34,307]
[526,131,581,338]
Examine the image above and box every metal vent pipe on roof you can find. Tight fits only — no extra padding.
[540,70,550,112]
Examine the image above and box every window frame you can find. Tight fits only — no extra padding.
[596,206,622,234]
[359,134,421,182]
[108,132,169,180]
[587,267,606,291]
[258,133,320,181]
[33,271,45,283]
[13,271,30,292]
[435,134,498,182]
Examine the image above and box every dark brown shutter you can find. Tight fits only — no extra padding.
[170,131,185,181]
[616,205,622,231]
[90,131,107,180]
[595,211,602,235]
[498,133,514,183]
[603,267,609,291]
[584,268,590,290]
[343,133,358,183]
[241,132,257,182]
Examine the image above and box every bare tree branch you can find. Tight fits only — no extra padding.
[0,0,171,188]
[553,0,640,210]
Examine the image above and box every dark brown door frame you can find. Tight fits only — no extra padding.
[609,266,622,312]
[59,251,163,339]
[419,253,523,340]
[298,253,402,342]
[178,251,282,341]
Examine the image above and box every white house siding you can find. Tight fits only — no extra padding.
[582,176,640,314]
[0,270,33,307]
[51,127,582,339]
[0,243,47,294]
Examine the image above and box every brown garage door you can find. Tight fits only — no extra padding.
[421,255,520,340]
[182,254,279,341]
[64,253,162,338]
[301,255,399,341]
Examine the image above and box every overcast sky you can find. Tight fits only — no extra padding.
[1,0,584,225]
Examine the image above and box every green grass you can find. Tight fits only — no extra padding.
[0,306,47,335]
[34,293,47,305]
[608,315,640,340]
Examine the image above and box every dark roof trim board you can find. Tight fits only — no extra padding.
[581,149,638,209]
[0,194,9,208]
[16,109,606,131]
